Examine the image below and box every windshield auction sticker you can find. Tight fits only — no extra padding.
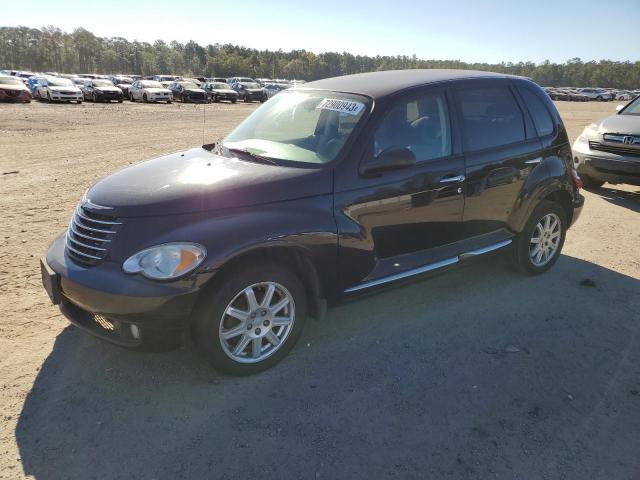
[317,98,365,116]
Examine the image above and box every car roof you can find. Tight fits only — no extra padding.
[304,69,524,99]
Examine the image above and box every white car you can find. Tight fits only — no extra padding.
[579,88,612,101]
[36,76,83,103]
[128,80,173,103]
[615,91,634,101]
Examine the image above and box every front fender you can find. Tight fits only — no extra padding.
[113,196,339,296]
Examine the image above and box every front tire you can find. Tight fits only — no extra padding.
[143,93,149,103]
[510,200,567,275]
[193,262,307,375]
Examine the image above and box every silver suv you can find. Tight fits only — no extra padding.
[572,95,640,187]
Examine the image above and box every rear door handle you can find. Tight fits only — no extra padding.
[439,174,465,183]
[525,157,543,165]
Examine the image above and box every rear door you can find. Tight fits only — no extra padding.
[452,79,542,245]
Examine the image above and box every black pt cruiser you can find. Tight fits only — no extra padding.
[42,70,584,375]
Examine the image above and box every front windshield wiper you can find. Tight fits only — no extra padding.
[226,147,279,165]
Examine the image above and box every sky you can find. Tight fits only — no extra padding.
[3,0,639,64]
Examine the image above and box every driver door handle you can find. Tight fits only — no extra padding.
[439,174,465,183]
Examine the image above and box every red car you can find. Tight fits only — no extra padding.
[0,75,32,103]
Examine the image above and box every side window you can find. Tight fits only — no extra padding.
[373,91,451,162]
[518,87,554,137]
[457,86,525,152]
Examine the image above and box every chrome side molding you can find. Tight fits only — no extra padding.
[344,239,513,293]
[525,157,542,165]
[458,239,513,259]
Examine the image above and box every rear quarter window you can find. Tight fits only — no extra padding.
[457,86,525,152]
[518,87,554,137]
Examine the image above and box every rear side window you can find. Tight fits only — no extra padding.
[518,87,554,137]
[457,87,525,152]
[373,91,451,162]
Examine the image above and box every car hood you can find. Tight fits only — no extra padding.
[0,84,28,91]
[593,114,640,135]
[49,86,80,92]
[245,88,264,93]
[87,147,332,217]
[184,88,206,94]
[213,89,237,94]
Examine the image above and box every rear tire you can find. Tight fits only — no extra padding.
[509,200,567,275]
[193,262,307,375]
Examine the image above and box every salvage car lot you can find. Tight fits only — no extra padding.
[0,101,639,478]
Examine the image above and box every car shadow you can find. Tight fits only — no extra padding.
[16,255,640,479]
[586,185,640,213]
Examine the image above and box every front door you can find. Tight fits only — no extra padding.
[335,85,466,291]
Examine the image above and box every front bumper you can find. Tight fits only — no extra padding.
[95,91,123,101]
[149,94,172,102]
[42,233,215,350]
[211,93,238,101]
[49,91,83,102]
[244,92,267,101]
[573,136,640,186]
[0,90,31,102]
[183,95,208,103]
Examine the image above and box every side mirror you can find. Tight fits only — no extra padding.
[361,147,416,176]
[616,104,625,112]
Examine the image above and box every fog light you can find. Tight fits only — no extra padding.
[130,324,140,340]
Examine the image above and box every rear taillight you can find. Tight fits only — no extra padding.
[571,169,584,190]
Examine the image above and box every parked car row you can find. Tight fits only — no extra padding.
[543,86,640,102]
[0,70,298,104]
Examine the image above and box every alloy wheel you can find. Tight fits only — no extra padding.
[529,213,561,267]
[219,282,295,363]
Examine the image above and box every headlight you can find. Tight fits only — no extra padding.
[580,123,598,139]
[123,243,206,280]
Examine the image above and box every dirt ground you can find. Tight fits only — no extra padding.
[0,100,638,479]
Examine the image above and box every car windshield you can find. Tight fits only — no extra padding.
[116,77,133,84]
[223,90,369,165]
[180,82,199,89]
[212,82,231,89]
[93,80,113,87]
[141,81,163,88]
[620,96,640,115]
[241,83,260,89]
[48,78,73,87]
[0,76,24,85]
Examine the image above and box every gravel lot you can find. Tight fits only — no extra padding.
[0,100,638,479]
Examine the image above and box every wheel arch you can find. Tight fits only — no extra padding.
[510,180,574,233]
[191,242,326,339]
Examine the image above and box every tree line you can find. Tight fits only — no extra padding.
[1,26,639,89]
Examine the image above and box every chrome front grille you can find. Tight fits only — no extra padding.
[65,205,121,266]
[589,141,640,157]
